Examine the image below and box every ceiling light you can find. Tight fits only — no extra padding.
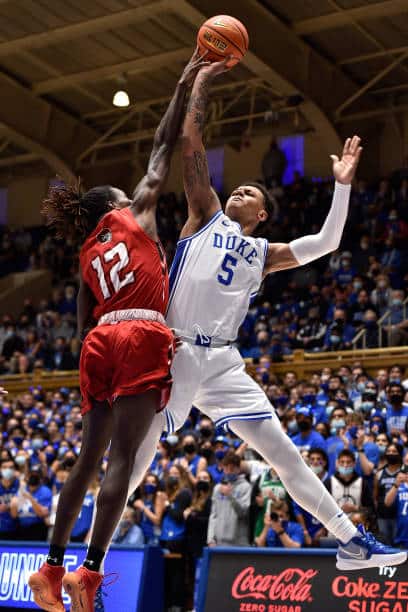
[113,89,130,108]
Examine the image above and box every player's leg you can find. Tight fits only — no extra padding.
[29,400,113,612]
[62,390,158,611]
[230,416,407,569]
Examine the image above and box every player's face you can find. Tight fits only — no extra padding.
[225,185,267,227]
[110,188,132,210]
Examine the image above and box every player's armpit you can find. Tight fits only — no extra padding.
[264,242,300,275]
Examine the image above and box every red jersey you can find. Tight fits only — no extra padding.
[79,208,168,321]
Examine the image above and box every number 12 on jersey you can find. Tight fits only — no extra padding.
[218,254,237,286]
[91,242,134,300]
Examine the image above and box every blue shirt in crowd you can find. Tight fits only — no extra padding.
[266,521,304,547]
[18,485,52,527]
[291,430,327,453]
[385,404,408,434]
[292,501,324,538]
[0,478,19,533]
[395,483,408,545]
[71,492,94,539]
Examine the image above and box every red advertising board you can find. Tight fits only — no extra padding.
[198,548,408,612]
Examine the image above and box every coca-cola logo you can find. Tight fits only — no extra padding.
[231,566,318,602]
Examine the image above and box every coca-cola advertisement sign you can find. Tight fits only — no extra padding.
[198,549,408,612]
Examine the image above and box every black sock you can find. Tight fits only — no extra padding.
[47,545,65,566]
[83,546,105,573]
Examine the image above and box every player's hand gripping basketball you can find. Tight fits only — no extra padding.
[179,47,211,87]
[197,55,234,80]
[330,135,363,185]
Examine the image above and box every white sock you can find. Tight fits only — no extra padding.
[326,512,359,544]
[229,416,358,544]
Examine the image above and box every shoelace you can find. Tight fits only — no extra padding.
[96,572,119,599]
[360,529,387,552]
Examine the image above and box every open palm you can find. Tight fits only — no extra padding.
[331,135,362,185]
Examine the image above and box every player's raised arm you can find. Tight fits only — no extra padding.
[131,49,207,215]
[180,57,232,236]
[264,135,362,275]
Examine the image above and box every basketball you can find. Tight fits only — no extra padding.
[197,15,249,68]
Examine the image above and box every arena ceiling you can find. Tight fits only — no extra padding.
[0,0,407,180]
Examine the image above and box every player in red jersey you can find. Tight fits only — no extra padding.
[29,50,207,612]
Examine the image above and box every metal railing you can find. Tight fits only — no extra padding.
[351,295,408,350]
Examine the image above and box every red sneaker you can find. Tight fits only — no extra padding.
[63,566,102,612]
[28,562,65,612]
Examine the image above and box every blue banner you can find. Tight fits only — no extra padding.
[0,542,162,611]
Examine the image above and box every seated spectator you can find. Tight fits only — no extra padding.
[112,508,144,546]
[11,467,51,540]
[131,473,166,545]
[374,443,404,544]
[207,452,251,547]
[323,309,355,351]
[355,310,387,349]
[350,290,377,327]
[291,406,327,452]
[334,252,355,286]
[386,290,408,346]
[384,468,408,548]
[295,307,326,352]
[0,458,20,540]
[326,450,373,516]
[255,500,303,548]
[371,274,392,315]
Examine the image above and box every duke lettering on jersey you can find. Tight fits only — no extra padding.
[167,212,268,341]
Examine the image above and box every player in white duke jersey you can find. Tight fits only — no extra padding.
[95,58,406,572]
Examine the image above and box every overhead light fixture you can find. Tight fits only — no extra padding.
[113,89,130,108]
[113,74,130,107]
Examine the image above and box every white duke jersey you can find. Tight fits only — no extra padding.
[167,210,268,342]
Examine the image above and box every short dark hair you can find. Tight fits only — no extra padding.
[223,451,241,468]
[241,181,274,225]
[309,447,329,467]
[338,449,355,462]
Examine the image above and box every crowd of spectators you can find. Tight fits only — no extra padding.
[0,361,408,610]
[1,169,407,378]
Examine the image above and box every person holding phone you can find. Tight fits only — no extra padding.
[384,463,408,547]
[255,500,304,548]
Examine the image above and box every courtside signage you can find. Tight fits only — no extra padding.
[198,549,408,612]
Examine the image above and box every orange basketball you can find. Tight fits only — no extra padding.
[197,15,249,68]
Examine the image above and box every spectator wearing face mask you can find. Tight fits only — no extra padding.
[0,458,20,540]
[323,309,355,351]
[350,290,377,327]
[160,465,192,612]
[291,406,327,453]
[292,448,328,546]
[174,433,207,486]
[374,443,403,544]
[354,382,380,421]
[112,507,144,546]
[334,252,356,287]
[207,437,229,484]
[11,468,51,540]
[207,452,251,547]
[131,473,166,545]
[355,310,387,349]
[385,383,408,436]
[151,440,173,481]
[255,500,304,548]
[326,450,373,516]
[184,470,213,609]
[384,464,408,547]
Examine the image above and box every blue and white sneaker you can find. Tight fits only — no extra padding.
[337,524,407,570]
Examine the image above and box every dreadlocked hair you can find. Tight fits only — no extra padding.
[41,182,115,241]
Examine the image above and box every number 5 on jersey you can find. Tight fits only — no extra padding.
[92,242,134,300]
[218,254,237,286]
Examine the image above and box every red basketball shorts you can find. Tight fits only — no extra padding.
[79,320,174,415]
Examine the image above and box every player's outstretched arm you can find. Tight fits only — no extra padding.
[180,57,231,238]
[131,49,208,215]
[264,135,362,275]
